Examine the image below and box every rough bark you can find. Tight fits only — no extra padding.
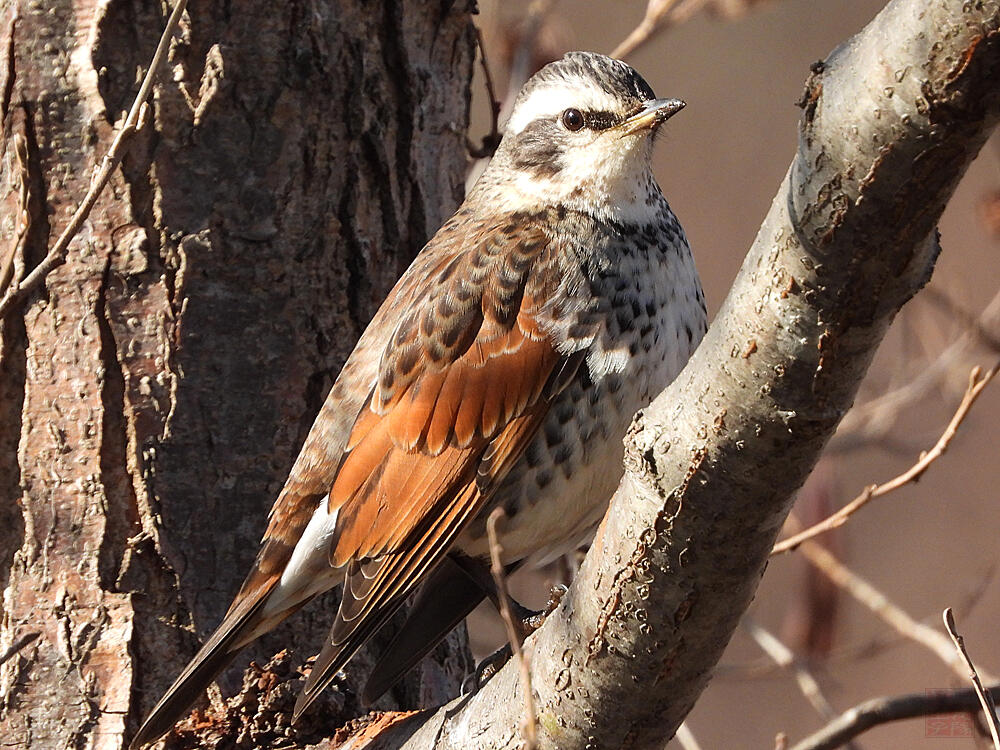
[346,1,1000,748]
[0,2,475,748]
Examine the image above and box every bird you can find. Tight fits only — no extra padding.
[131,50,707,748]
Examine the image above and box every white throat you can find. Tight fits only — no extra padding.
[480,141,661,224]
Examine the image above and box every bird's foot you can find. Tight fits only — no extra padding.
[511,583,568,636]
[462,642,513,694]
[533,583,568,628]
[462,584,569,694]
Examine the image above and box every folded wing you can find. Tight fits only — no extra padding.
[294,220,573,716]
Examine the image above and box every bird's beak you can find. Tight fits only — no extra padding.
[619,98,686,137]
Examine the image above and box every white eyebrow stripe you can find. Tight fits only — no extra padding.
[504,83,624,136]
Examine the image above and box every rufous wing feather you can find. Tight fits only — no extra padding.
[293,225,572,717]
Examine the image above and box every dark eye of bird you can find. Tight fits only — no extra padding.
[561,108,585,131]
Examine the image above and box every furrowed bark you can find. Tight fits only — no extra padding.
[0,2,475,748]
[357,1,1000,748]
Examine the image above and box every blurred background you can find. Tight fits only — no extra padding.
[465,1,1000,748]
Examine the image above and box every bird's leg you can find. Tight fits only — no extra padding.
[452,555,561,637]
[467,583,569,691]
[467,644,512,691]
[452,555,567,691]
[519,582,569,633]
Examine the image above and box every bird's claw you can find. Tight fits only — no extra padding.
[544,583,568,615]
[463,643,514,695]
[463,585,569,694]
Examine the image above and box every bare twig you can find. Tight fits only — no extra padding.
[611,0,692,59]
[0,631,40,667]
[474,0,559,162]
[506,0,559,95]
[796,540,995,683]
[788,684,1000,750]
[487,508,538,750]
[773,364,996,555]
[743,617,840,721]
[831,288,1000,452]
[944,608,1000,747]
[718,563,998,681]
[467,26,503,159]
[0,0,188,321]
[611,0,769,59]
[924,286,1000,354]
[0,133,31,295]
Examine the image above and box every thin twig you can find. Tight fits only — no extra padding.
[610,0,707,59]
[0,133,31,296]
[797,540,995,683]
[744,616,862,750]
[718,563,998,681]
[788,684,1000,750]
[831,287,1000,453]
[611,0,774,60]
[0,0,188,321]
[487,507,537,750]
[467,26,502,159]
[743,617,840,721]
[924,286,1000,354]
[611,0,684,59]
[506,0,559,94]
[0,631,40,667]
[944,608,1000,747]
[773,364,996,555]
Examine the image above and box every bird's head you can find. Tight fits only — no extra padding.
[482,52,685,221]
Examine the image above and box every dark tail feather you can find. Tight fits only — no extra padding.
[292,596,408,721]
[361,557,487,705]
[130,585,276,749]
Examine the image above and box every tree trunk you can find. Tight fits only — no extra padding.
[0,1,475,748]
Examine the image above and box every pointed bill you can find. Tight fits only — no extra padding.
[619,98,686,137]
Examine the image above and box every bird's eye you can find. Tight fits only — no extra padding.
[561,108,585,131]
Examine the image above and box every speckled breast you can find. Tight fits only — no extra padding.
[457,204,706,566]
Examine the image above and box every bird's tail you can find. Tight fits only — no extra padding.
[361,556,487,704]
[129,579,281,749]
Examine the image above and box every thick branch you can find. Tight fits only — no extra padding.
[358,1,1000,748]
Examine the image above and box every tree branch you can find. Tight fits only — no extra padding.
[788,684,1000,750]
[773,363,996,554]
[347,1,1000,747]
